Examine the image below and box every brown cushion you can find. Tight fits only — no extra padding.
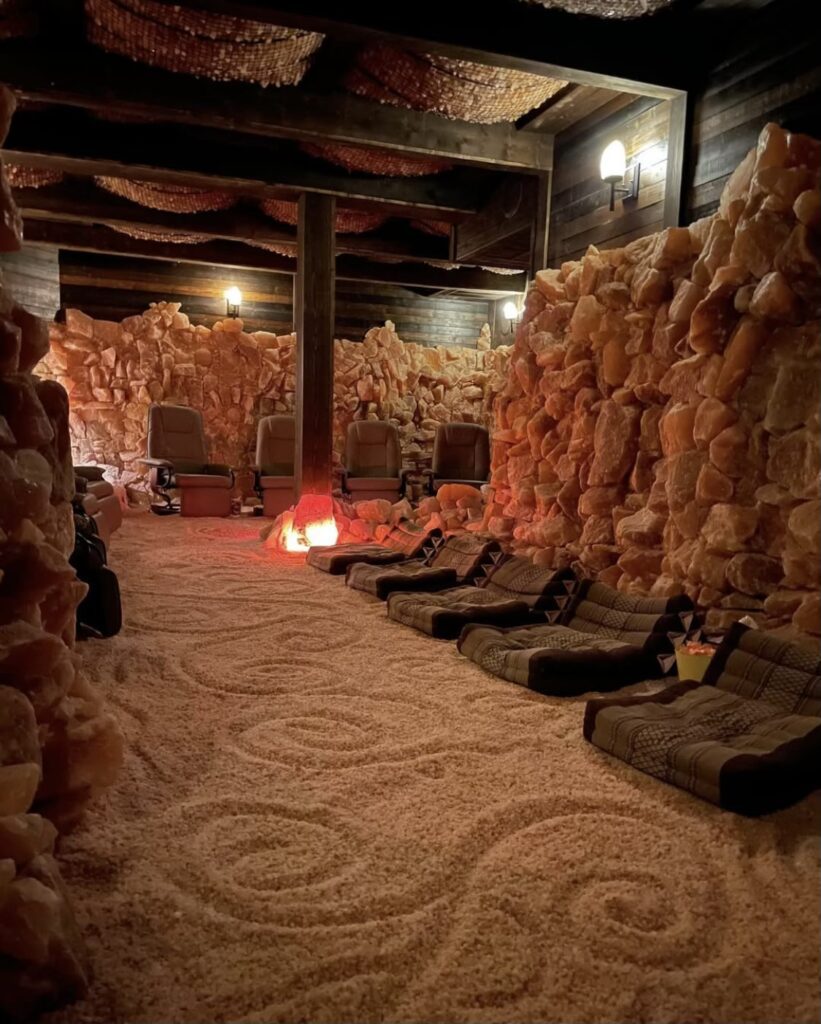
[306,543,406,575]
[387,558,575,639]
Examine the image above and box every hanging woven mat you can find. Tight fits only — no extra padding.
[246,238,298,258]
[411,219,452,237]
[96,176,235,213]
[260,199,386,235]
[302,142,452,178]
[109,223,210,244]
[346,44,566,124]
[84,0,324,87]
[523,0,675,16]
[4,165,64,189]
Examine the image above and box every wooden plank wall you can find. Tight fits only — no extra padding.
[0,243,60,319]
[548,98,672,265]
[687,3,821,221]
[57,252,493,347]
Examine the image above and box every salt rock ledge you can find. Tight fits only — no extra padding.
[1,82,122,1020]
[485,122,820,641]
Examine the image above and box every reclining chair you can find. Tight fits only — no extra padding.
[141,403,233,517]
[253,415,295,517]
[343,420,407,502]
[74,466,123,546]
[425,423,489,494]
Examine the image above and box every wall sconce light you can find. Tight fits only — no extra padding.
[224,286,242,318]
[502,299,520,336]
[600,140,641,212]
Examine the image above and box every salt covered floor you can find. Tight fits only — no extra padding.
[50,513,820,1024]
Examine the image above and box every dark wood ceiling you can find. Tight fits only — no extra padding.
[0,0,781,295]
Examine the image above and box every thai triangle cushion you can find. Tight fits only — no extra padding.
[387,557,575,639]
[306,520,434,575]
[583,624,821,815]
[457,581,691,695]
[345,535,500,600]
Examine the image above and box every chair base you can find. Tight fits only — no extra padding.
[180,487,232,517]
[150,500,180,516]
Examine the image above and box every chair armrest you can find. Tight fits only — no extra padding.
[138,457,174,470]
[75,465,105,481]
[420,467,435,495]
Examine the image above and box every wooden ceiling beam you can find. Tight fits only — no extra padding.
[147,0,691,96]
[22,220,526,294]
[0,39,554,172]
[3,109,485,221]
[14,179,495,267]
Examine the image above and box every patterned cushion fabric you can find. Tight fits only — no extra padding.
[306,520,434,575]
[584,624,821,815]
[346,535,499,600]
[704,622,821,716]
[346,559,455,599]
[584,681,821,816]
[565,581,694,646]
[457,581,688,695]
[458,622,668,695]
[305,542,406,575]
[387,557,573,639]
[381,520,436,558]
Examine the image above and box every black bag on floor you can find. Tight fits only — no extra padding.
[70,505,123,638]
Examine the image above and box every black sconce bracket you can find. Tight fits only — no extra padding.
[608,162,641,212]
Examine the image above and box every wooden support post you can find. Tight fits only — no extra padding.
[529,171,552,280]
[663,92,689,228]
[295,193,335,498]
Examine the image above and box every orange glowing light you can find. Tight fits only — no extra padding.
[278,494,339,552]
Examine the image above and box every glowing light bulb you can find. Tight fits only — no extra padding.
[224,286,242,306]
[502,300,519,321]
[600,140,627,184]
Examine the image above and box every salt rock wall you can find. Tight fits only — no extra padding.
[40,310,507,496]
[1,85,122,1019]
[485,122,820,639]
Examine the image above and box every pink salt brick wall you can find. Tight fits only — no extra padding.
[39,313,509,498]
[482,123,820,640]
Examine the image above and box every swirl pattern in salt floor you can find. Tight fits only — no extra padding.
[49,513,820,1024]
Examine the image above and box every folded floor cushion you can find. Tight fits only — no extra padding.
[583,623,821,815]
[387,556,575,639]
[458,581,691,695]
[346,534,501,599]
[306,520,434,575]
